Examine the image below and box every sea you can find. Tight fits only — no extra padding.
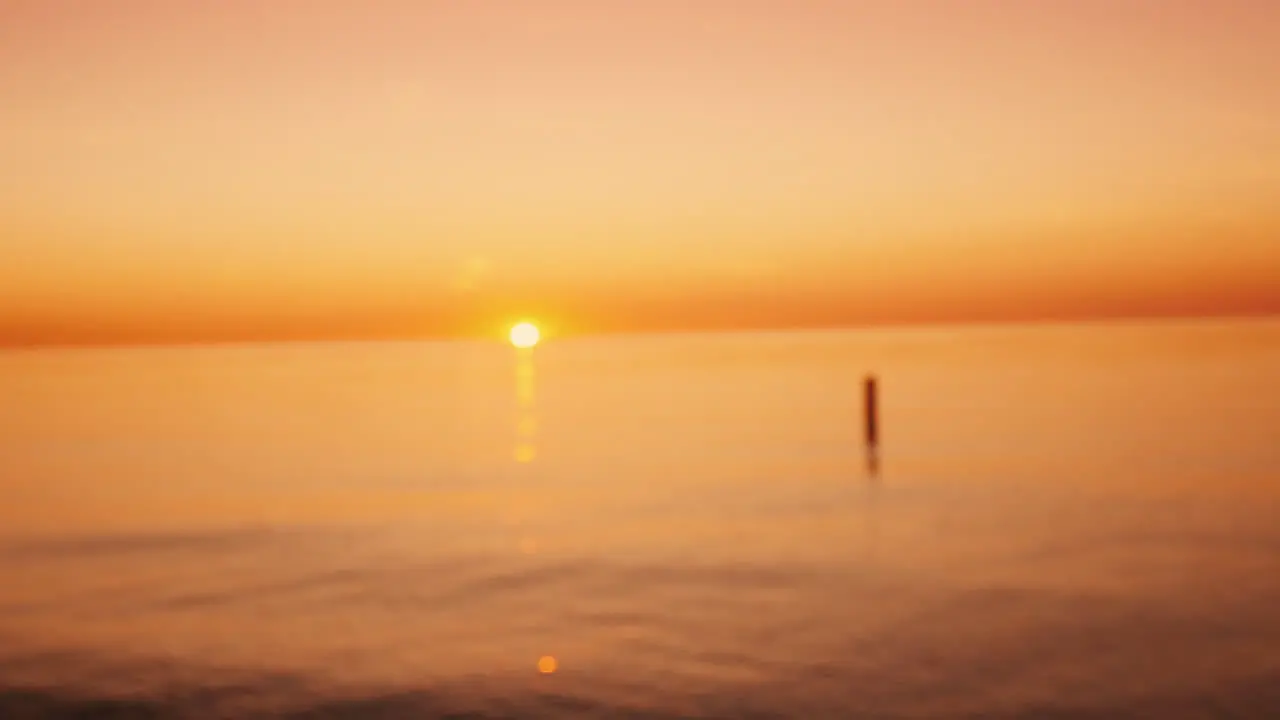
[1,318,1278,718]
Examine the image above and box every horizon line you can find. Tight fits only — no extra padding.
[2,310,1276,352]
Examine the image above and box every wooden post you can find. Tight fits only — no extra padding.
[864,375,878,447]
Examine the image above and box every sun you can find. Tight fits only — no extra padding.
[509,322,540,349]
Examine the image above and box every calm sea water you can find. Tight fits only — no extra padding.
[1,319,1278,718]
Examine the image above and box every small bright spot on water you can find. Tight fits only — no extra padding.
[510,322,540,349]
[538,655,557,674]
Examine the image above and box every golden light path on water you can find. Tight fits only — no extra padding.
[512,332,548,672]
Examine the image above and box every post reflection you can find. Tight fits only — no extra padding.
[514,347,537,464]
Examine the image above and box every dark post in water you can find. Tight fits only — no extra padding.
[864,375,878,447]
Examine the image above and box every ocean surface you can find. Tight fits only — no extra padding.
[1,319,1278,718]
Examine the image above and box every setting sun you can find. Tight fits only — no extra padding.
[510,322,540,349]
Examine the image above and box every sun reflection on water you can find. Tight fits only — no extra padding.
[514,347,537,464]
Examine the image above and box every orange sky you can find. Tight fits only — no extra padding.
[1,0,1277,345]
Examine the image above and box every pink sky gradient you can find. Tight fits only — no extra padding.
[2,0,1277,343]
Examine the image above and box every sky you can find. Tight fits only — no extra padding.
[1,0,1277,345]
